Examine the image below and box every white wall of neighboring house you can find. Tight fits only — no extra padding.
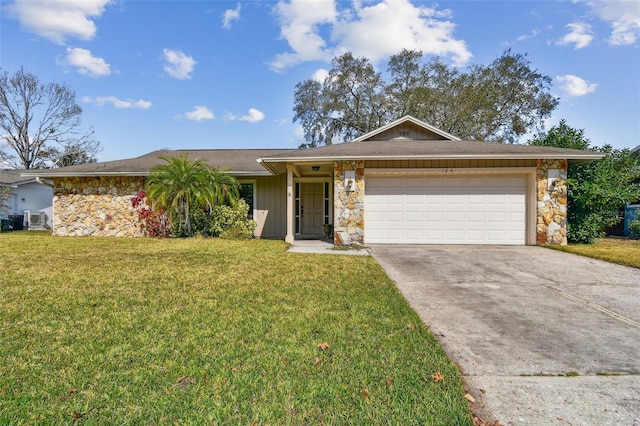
[3,181,53,229]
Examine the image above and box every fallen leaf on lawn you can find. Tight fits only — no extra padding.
[314,356,324,365]
[71,411,83,419]
[317,341,330,350]
[406,323,415,330]
[432,371,444,383]
[361,389,370,398]
[67,388,77,394]
[464,393,476,403]
[386,377,393,388]
[177,376,195,388]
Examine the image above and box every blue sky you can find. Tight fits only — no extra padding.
[1,0,639,162]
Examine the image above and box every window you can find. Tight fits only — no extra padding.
[239,183,254,219]
[323,182,330,225]
[295,182,300,234]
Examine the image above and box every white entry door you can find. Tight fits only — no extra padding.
[365,175,528,245]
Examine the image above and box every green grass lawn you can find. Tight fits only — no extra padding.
[0,232,473,425]
[549,237,640,269]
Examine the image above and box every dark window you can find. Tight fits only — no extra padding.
[295,182,300,234]
[240,183,254,219]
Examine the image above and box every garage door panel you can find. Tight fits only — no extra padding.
[467,212,486,222]
[447,211,465,222]
[365,175,527,245]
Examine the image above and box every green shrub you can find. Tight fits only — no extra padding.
[629,218,640,237]
[210,200,256,239]
[171,199,256,239]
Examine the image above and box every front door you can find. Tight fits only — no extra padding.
[301,183,324,235]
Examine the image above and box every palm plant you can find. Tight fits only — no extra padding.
[145,154,239,236]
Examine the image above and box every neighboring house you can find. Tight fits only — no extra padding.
[0,169,54,229]
[22,116,602,245]
[623,144,640,236]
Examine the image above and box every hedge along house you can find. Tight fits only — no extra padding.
[24,116,603,245]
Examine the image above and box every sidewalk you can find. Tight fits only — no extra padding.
[286,239,369,256]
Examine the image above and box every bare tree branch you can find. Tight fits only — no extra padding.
[0,67,101,169]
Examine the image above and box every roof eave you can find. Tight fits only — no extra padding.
[21,170,272,178]
[256,158,280,175]
[259,153,605,163]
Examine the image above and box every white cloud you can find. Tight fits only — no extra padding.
[556,74,598,97]
[83,96,152,109]
[65,47,111,77]
[228,108,265,123]
[270,0,471,72]
[588,0,640,45]
[7,0,112,44]
[222,3,241,30]
[557,22,593,49]
[183,106,215,121]
[312,68,329,83]
[516,28,540,42]
[163,48,197,80]
[270,0,338,71]
[333,0,471,66]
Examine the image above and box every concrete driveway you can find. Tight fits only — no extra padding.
[369,245,640,425]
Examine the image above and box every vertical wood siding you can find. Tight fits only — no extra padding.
[254,175,287,239]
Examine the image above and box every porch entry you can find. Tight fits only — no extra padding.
[295,181,331,237]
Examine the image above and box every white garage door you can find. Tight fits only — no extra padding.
[365,175,527,245]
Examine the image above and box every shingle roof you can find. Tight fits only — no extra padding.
[0,169,34,186]
[258,139,604,162]
[20,149,297,178]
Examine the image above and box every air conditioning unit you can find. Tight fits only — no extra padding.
[25,210,46,230]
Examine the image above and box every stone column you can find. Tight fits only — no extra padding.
[333,160,365,246]
[536,159,568,245]
[285,164,295,244]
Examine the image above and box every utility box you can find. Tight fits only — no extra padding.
[7,214,24,231]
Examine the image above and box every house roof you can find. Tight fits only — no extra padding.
[351,115,461,142]
[20,117,605,179]
[20,149,297,178]
[0,169,39,186]
[258,138,604,164]
[257,115,603,173]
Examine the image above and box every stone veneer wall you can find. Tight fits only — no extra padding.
[536,159,568,245]
[333,160,365,246]
[53,176,146,237]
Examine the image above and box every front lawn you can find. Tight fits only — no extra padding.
[0,232,473,424]
[550,237,640,268]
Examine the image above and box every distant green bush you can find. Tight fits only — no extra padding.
[629,218,640,237]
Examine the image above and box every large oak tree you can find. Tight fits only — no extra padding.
[293,49,558,147]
